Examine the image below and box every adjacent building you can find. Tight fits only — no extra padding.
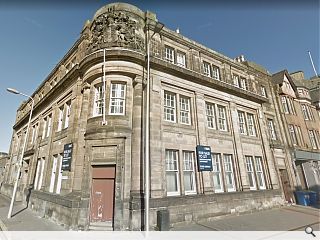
[271,71,320,193]
[3,2,316,231]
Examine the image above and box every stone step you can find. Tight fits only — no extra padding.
[89,221,113,231]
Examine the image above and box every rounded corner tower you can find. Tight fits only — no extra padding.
[83,2,157,54]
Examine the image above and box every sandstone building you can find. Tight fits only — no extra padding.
[3,3,316,230]
[272,71,320,194]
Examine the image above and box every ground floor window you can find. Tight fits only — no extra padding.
[245,155,266,190]
[34,158,45,191]
[212,153,236,193]
[165,149,197,196]
[183,151,196,194]
[165,150,180,195]
[49,154,63,194]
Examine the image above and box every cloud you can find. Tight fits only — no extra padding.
[197,22,213,29]
[24,17,43,28]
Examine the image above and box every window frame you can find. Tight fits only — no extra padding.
[245,156,257,190]
[223,154,236,192]
[109,82,126,115]
[182,151,196,195]
[164,91,176,123]
[238,111,247,135]
[212,65,220,80]
[212,153,224,193]
[217,105,227,131]
[203,61,211,77]
[246,113,256,137]
[93,84,104,117]
[165,149,180,196]
[179,96,191,125]
[267,119,277,140]
[206,102,216,129]
[176,51,186,68]
[164,45,175,64]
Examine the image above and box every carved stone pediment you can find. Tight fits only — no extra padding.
[86,10,145,54]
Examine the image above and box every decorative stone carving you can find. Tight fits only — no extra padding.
[86,11,145,54]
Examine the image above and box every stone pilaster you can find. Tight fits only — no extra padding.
[131,76,144,194]
[258,107,280,189]
[195,93,213,194]
[229,102,250,191]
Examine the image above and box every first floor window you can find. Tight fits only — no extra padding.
[164,91,176,122]
[206,102,216,129]
[109,83,126,115]
[223,154,235,191]
[93,85,104,116]
[180,96,190,124]
[288,125,297,146]
[267,119,277,140]
[247,113,256,136]
[217,105,227,131]
[31,123,38,144]
[183,151,196,194]
[281,96,289,114]
[238,111,246,134]
[46,114,52,138]
[57,107,63,131]
[309,130,318,149]
[165,150,179,195]
[212,153,223,192]
[64,101,71,129]
[245,156,256,190]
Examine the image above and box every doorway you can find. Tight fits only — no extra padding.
[279,169,293,202]
[90,165,115,223]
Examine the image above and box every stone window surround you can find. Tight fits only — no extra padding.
[236,107,258,137]
[90,77,130,118]
[245,155,267,191]
[205,98,229,132]
[162,85,194,127]
[164,148,198,197]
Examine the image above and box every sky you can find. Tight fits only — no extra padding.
[0,0,319,152]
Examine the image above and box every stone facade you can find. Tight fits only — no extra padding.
[272,70,320,194]
[2,2,303,231]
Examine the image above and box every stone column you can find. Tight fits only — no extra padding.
[76,82,92,230]
[257,107,280,189]
[131,76,144,194]
[150,75,165,198]
[229,102,250,191]
[195,93,213,194]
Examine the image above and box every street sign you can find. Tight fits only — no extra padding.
[62,143,73,171]
[196,145,212,171]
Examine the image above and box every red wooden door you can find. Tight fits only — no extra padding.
[90,166,115,222]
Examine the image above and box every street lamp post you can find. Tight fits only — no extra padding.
[6,88,34,219]
[145,21,164,231]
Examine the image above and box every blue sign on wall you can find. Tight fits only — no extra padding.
[196,145,212,171]
[62,143,73,171]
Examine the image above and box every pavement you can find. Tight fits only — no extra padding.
[0,194,65,231]
[171,204,320,231]
[0,192,319,232]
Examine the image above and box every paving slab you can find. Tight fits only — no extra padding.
[0,194,65,231]
[172,205,320,231]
